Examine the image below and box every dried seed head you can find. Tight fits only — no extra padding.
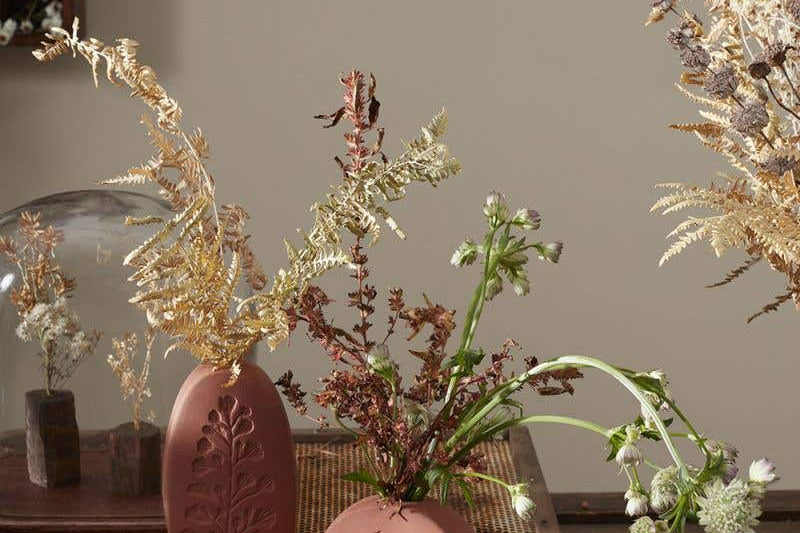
[731,100,770,136]
[665,28,687,50]
[764,41,789,67]
[786,0,800,20]
[704,66,739,99]
[760,155,797,176]
[747,59,772,80]
[646,0,676,25]
[681,45,711,71]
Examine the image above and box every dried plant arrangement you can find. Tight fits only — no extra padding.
[106,329,156,431]
[645,0,800,322]
[32,20,461,381]
[0,211,99,394]
[280,192,777,532]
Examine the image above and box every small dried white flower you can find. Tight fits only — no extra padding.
[41,13,63,31]
[44,1,62,17]
[697,478,762,533]
[20,19,34,34]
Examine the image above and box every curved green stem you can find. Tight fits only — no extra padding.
[457,470,511,489]
[553,356,689,476]
[663,396,708,454]
[514,415,611,438]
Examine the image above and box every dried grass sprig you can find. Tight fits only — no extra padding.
[106,329,156,431]
[33,21,460,378]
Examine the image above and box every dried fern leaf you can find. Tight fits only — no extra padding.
[706,256,761,288]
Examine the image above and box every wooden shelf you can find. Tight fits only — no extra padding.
[0,0,85,47]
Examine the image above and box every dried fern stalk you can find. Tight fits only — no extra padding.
[645,0,800,320]
[33,20,461,380]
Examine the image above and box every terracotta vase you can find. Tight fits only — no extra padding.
[162,361,296,533]
[326,495,475,533]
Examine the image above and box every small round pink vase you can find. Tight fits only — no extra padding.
[326,495,475,533]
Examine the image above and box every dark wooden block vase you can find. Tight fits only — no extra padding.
[109,422,161,497]
[24,389,81,488]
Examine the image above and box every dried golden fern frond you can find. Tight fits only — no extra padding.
[34,20,461,372]
[645,1,800,320]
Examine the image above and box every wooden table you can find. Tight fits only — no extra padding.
[0,427,558,533]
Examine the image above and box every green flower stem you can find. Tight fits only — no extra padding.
[428,223,503,460]
[514,415,611,438]
[554,356,689,477]
[449,355,689,477]
[457,224,502,358]
[663,396,708,454]
[458,470,512,489]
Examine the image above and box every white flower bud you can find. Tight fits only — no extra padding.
[625,491,648,516]
[539,241,563,263]
[508,483,536,520]
[367,344,393,375]
[616,442,643,466]
[511,208,541,230]
[483,191,510,222]
[749,458,778,486]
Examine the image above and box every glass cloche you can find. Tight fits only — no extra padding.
[0,190,205,435]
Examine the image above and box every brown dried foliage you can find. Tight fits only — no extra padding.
[278,242,580,502]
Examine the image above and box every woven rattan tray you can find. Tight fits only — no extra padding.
[0,427,558,533]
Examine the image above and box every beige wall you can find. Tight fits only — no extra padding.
[1,1,796,492]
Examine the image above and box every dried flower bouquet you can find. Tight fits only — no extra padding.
[646,0,800,322]
[282,192,777,533]
[0,210,98,487]
[106,329,156,432]
[32,20,461,382]
[0,211,99,393]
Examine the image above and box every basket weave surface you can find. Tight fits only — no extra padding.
[296,439,532,533]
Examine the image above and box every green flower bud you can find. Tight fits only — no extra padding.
[483,191,510,222]
[367,344,393,375]
[538,241,563,263]
[511,208,541,230]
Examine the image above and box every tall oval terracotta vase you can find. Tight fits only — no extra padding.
[326,496,475,533]
[163,361,296,533]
